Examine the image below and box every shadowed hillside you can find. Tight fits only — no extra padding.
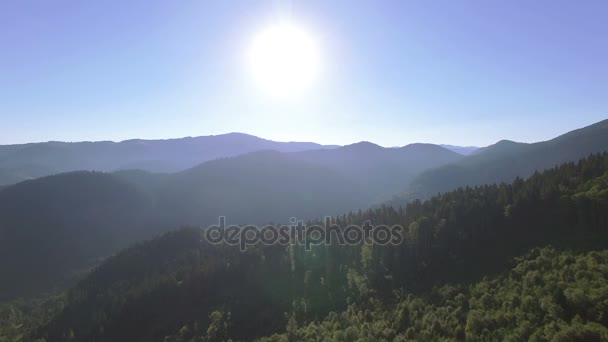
[0,152,367,300]
[29,152,608,342]
[289,142,463,201]
[402,119,608,200]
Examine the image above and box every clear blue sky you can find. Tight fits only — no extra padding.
[1,0,607,147]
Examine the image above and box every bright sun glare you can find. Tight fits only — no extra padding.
[248,24,320,98]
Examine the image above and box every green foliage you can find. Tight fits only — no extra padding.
[15,153,608,341]
[260,248,608,341]
[0,295,65,342]
[0,151,370,301]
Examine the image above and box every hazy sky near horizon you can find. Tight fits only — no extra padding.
[1,0,607,147]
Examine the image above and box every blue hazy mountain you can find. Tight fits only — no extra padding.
[2,119,608,301]
[404,119,608,199]
[439,144,480,155]
[0,141,463,300]
[288,142,464,201]
[0,133,338,186]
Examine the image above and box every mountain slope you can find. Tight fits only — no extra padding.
[406,119,608,198]
[0,172,154,300]
[32,152,608,341]
[0,133,337,186]
[0,140,460,301]
[0,152,368,300]
[151,150,369,225]
[439,144,480,155]
[260,247,608,341]
[288,142,463,201]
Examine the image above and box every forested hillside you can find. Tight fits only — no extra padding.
[259,247,608,341]
[4,1,606,341]
[0,152,370,301]
[152,150,370,225]
[0,172,153,300]
[17,152,608,341]
[401,119,608,201]
[0,137,467,302]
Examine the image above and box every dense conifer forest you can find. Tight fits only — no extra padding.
[4,1,607,340]
[2,152,608,341]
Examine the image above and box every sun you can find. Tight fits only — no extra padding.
[248,24,320,98]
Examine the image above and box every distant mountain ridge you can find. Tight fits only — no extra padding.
[0,133,489,187]
[288,142,464,201]
[2,119,608,301]
[0,141,463,300]
[0,133,338,186]
[401,119,608,200]
[439,144,480,155]
[0,132,466,202]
